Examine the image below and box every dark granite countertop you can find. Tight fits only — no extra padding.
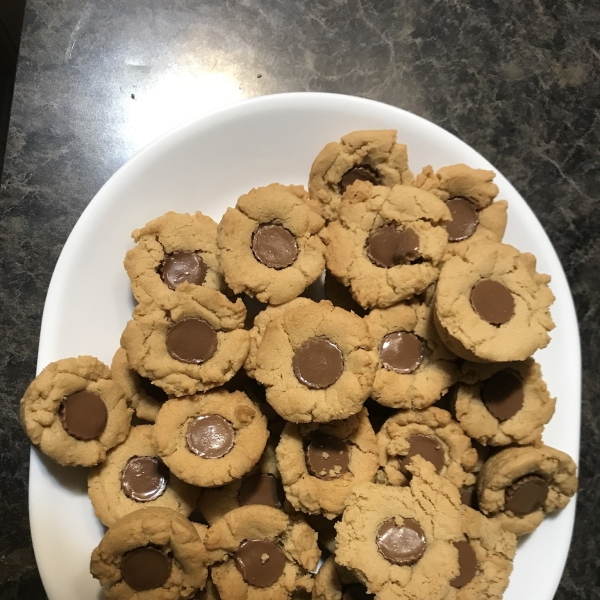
[1,1,598,598]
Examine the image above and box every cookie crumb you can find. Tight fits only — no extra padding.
[322,451,330,459]
[320,469,327,476]
[261,553,269,563]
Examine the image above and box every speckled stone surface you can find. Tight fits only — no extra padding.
[0,0,598,598]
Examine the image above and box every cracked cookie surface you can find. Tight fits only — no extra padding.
[322,182,450,309]
[276,408,378,519]
[254,300,378,423]
[20,356,131,467]
[308,130,414,221]
[121,285,249,396]
[124,210,224,309]
[217,184,326,305]
[90,506,209,600]
[153,389,269,488]
[434,243,555,362]
[205,505,320,600]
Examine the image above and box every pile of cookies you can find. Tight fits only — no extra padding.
[20,129,578,600]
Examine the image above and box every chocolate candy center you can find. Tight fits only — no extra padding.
[399,434,445,477]
[186,414,235,459]
[166,317,218,364]
[120,546,172,591]
[445,197,479,242]
[138,376,169,403]
[342,583,374,600]
[120,456,169,502]
[470,279,515,326]
[504,474,549,516]
[379,331,424,374]
[450,540,478,588]
[58,390,107,441]
[305,433,350,480]
[481,369,524,421]
[292,337,344,389]
[340,164,381,194]
[252,224,299,269]
[234,539,286,588]
[366,224,420,268]
[160,251,207,290]
[238,473,283,509]
[376,518,426,566]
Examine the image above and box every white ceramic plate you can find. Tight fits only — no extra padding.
[31,93,580,600]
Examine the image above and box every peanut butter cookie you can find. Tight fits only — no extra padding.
[121,284,249,396]
[217,184,326,305]
[153,389,269,488]
[20,356,131,467]
[254,300,378,423]
[322,182,450,309]
[434,243,555,362]
[275,408,378,519]
[312,556,372,600]
[308,130,414,221]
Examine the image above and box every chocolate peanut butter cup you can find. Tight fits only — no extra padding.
[292,337,344,389]
[470,279,515,326]
[450,540,478,588]
[366,224,419,268]
[376,518,426,566]
[340,164,381,194]
[305,433,350,481]
[481,368,524,421]
[252,224,299,269]
[160,251,207,290]
[504,474,549,516]
[445,197,479,242]
[166,317,218,364]
[238,473,283,509]
[120,456,169,502]
[398,433,445,477]
[186,414,236,459]
[379,331,424,374]
[59,391,108,441]
[234,539,286,588]
[121,546,172,591]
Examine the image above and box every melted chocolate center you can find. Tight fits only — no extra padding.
[305,433,350,480]
[166,317,218,364]
[379,331,424,374]
[481,369,524,421]
[292,337,344,389]
[366,224,420,268]
[238,473,283,509]
[160,251,207,290]
[470,280,515,326]
[504,474,549,516]
[120,546,172,591]
[445,197,479,242]
[399,434,445,477]
[376,518,426,566]
[58,391,107,441]
[234,539,286,588]
[120,456,169,502]
[450,541,478,588]
[186,414,235,459]
[340,164,381,193]
[252,224,298,269]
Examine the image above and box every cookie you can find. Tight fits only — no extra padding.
[217,183,326,305]
[88,424,199,527]
[244,297,313,379]
[434,243,555,362]
[335,457,463,599]
[254,299,378,423]
[476,444,578,536]
[111,347,169,423]
[312,556,373,600]
[205,505,320,600]
[454,359,556,446]
[121,284,249,396]
[321,182,450,309]
[307,130,414,221]
[365,301,458,409]
[443,505,517,600]
[124,210,225,308]
[90,506,209,599]
[153,389,269,488]
[20,356,132,467]
[414,164,507,260]
[197,437,285,525]
[377,406,478,489]
[276,408,378,519]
